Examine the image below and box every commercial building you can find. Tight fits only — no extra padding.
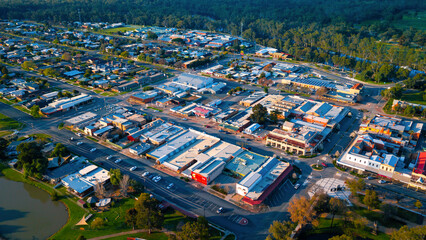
[127,91,159,104]
[129,143,152,156]
[171,73,214,91]
[409,152,426,190]
[61,164,110,197]
[239,92,267,107]
[359,115,423,149]
[236,157,293,205]
[225,150,270,177]
[65,112,98,128]
[219,108,252,132]
[41,94,93,115]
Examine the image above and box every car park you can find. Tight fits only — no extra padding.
[106,155,113,160]
[294,183,300,190]
[114,159,122,163]
[76,142,83,145]
[167,183,174,189]
[130,166,137,171]
[90,148,97,152]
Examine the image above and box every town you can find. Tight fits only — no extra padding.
[0,19,425,240]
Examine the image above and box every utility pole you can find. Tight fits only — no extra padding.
[78,9,82,23]
[240,21,243,37]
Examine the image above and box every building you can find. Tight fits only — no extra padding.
[266,120,330,155]
[236,158,293,205]
[225,150,269,177]
[41,94,93,115]
[337,134,405,178]
[127,91,158,104]
[112,81,139,92]
[129,143,152,156]
[61,164,110,197]
[171,73,214,91]
[409,152,426,190]
[65,112,98,129]
[239,92,267,107]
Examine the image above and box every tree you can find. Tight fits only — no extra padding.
[329,198,347,228]
[51,143,69,157]
[171,38,185,45]
[363,189,380,210]
[91,217,104,229]
[76,235,86,240]
[391,225,426,240]
[94,181,106,199]
[346,178,365,196]
[329,234,353,240]
[143,86,154,91]
[177,217,210,240]
[147,31,158,40]
[109,168,122,186]
[21,61,36,71]
[42,68,59,77]
[264,86,269,93]
[1,66,8,74]
[16,141,47,179]
[0,137,8,161]
[267,220,295,240]
[125,208,138,230]
[414,200,423,209]
[120,51,129,58]
[269,110,281,124]
[30,105,41,118]
[119,174,130,197]
[135,193,164,234]
[250,104,268,124]
[62,52,72,61]
[288,196,318,227]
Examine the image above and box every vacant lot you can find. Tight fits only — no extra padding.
[401,91,426,105]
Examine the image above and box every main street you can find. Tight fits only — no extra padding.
[0,102,324,240]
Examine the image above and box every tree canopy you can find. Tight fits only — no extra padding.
[16,141,47,178]
[134,193,164,234]
[250,104,268,124]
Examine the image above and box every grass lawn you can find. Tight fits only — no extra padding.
[101,92,119,97]
[0,98,13,105]
[351,206,405,229]
[103,26,138,33]
[147,107,163,112]
[101,232,168,240]
[162,208,190,231]
[304,218,390,240]
[0,130,13,137]
[0,113,22,130]
[86,136,99,142]
[93,89,103,94]
[13,105,31,114]
[401,91,426,105]
[392,11,426,31]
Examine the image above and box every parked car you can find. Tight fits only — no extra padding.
[152,176,162,183]
[114,159,122,163]
[70,137,74,141]
[321,162,327,167]
[90,148,97,152]
[167,183,174,189]
[142,171,150,177]
[106,155,113,160]
[216,207,224,214]
[366,176,374,180]
[294,183,301,190]
[378,180,387,184]
[76,142,83,145]
[182,118,187,121]
[130,166,137,171]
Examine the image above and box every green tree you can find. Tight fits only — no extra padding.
[404,105,415,116]
[91,217,104,229]
[51,143,70,157]
[143,86,154,91]
[0,137,8,161]
[21,61,36,70]
[329,234,353,240]
[120,51,129,58]
[125,208,138,230]
[62,52,72,61]
[1,66,8,74]
[363,189,380,210]
[250,104,268,124]
[147,31,158,40]
[264,86,269,93]
[16,141,47,179]
[267,220,295,240]
[57,91,64,98]
[135,193,164,234]
[346,178,365,196]
[177,217,210,240]
[30,105,41,118]
[42,68,59,77]
[269,110,281,124]
[171,38,185,45]
[109,168,122,186]
[391,225,426,240]
[288,196,318,227]
[414,200,423,209]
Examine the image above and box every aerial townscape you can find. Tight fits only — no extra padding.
[0,1,425,240]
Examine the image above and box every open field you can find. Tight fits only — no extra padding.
[401,91,426,105]
[102,26,138,33]
[0,113,22,130]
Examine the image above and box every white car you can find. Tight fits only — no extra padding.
[130,166,137,171]
[182,118,188,121]
[90,148,97,152]
[294,183,300,190]
[106,155,113,160]
[378,180,387,184]
[167,183,174,189]
[152,176,162,183]
[142,171,150,177]
[76,142,83,145]
[70,137,74,141]
[114,159,122,163]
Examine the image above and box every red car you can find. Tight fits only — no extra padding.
[321,162,327,167]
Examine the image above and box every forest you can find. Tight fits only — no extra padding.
[0,0,425,77]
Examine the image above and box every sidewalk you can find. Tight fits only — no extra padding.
[88,229,173,240]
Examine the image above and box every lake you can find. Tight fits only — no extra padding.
[0,176,68,240]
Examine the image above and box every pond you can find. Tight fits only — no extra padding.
[0,176,68,240]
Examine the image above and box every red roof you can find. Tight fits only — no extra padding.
[193,106,210,114]
[414,152,426,175]
[351,83,363,90]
